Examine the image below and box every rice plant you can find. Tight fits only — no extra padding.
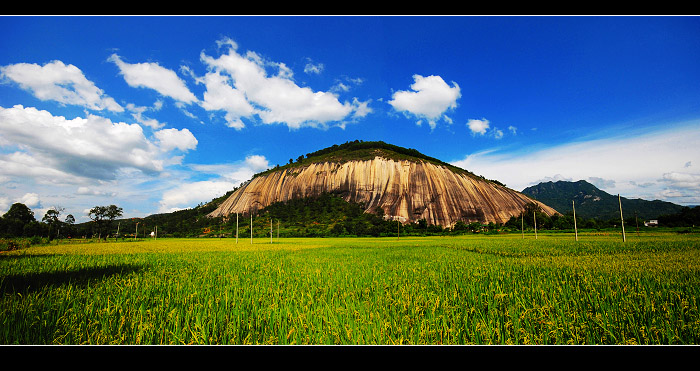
[1,233,698,344]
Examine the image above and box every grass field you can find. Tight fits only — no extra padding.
[1,232,699,345]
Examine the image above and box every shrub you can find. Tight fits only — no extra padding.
[0,238,31,251]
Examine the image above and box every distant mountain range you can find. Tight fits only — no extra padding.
[521,180,684,221]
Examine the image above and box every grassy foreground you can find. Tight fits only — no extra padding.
[1,233,699,345]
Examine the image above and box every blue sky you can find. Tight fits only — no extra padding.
[1,16,699,222]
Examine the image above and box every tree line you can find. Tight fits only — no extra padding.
[165,194,699,239]
[2,196,697,244]
[0,203,123,241]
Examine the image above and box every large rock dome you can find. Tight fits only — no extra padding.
[208,141,558,227]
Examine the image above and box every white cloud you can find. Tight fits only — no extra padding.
[388,74,461,129]
[588,176,616,189]
[189,155,271,185]
[493,128,504,140]
[657,189,686,199]
[154,128,198,152]
[126,102,166,130]
[630,180,656,188]
[331,76,364,94]
[467,118,507,139]
[197,71,254,130]
[532,174,574,184]
[19,192,41,208]
[351,98,372,119]
[198,38,368,129]
[660,172,700,190]
[76,186,117,197]
[158,180,237,213]
[108,54,198,104]
[0,151,87,185]
[0,105,161,180]
[0,105,197,184]
[451,122,700,204]
[0,196,9,215]
[159,154,271,212]
[304,60,324,75]
[332,82,350,92]
[467,118,490,135]
[0,60,123,112]
[244,155,270,172]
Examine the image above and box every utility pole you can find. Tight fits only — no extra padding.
[116,222,120,242]
[277,220,280,241]
[533,211,537,240]
[635,211,640,237]
[521,214,524,239]
[573,200,578,242]
[236,213,239,244]
[270,218,273,244]
[250,214,253,244]
[619,194,626,242]
[397,219,400,241]
[135,222,139,241]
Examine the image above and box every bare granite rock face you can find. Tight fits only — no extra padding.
[208,156,559,226]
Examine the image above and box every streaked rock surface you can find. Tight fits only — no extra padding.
[208,156,559,226]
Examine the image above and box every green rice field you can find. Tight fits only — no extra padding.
[2,232,699,345]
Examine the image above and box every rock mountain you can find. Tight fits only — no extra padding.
[208,141,559,227]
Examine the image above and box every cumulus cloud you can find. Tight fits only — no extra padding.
[0,105,196,184]
[108,54,198,104]
[467,118,490,135]
[154,128,198,152]
[0,151,87,185]
[198,38,369,129]
[388,74,461,130]
[0,60,123,112]
[19,192,41,208]
[197,71,254,130]
[467,118,508,139]
[244,155,270,172]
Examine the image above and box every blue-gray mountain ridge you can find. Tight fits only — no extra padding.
[521,180,683,220]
